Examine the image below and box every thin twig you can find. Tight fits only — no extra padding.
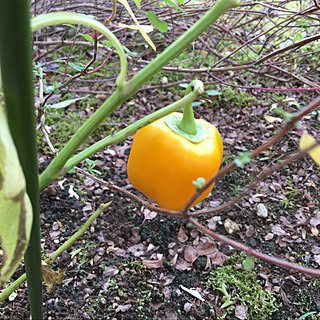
[189,217,320,277]
[182,95,320,213]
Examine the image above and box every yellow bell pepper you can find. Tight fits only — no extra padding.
[127,97,223,210]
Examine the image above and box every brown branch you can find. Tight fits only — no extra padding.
[190,142,319,217]
[211,5,319,69]
[188,217,320,277]
[182,95,320,214]
[40,33,99,109]
[74,167,181,217]
[256,34,320,65]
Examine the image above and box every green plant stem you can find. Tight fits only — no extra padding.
[123,0,239,92]
[177,80,200,135]
[38,0,238,191]
[0,1,42,319]
[39,88,126,189]
[0,274,27,302]
[45,202,111,264]
[63,81,204,172]
[0,203,111,302]
[31,12,127,88]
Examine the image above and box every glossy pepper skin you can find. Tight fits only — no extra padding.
[127,112,223,210]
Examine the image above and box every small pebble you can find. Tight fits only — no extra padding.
[256,203,268,218]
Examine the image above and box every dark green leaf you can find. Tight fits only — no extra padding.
[145,11,168,32]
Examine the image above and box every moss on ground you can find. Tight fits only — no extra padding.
[206,257,278,320]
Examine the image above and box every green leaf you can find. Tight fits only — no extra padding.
[145,11,168,32]
[80,33,94,44]
[164,0,187,14]
[118,0,156,51]
[132,0,142,9]
[192,101,202,107]
[122,46,138,57]
[102,40,114,48]
[63,23,78,30]
[0,105,33,285]
[47,97,84,109]
[206,89,221,96]
[68,62,83,72]
[272,107,296,122]
[242,255,255,271]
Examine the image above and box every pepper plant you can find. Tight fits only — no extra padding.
[1,0,320,319]
[0,0,239,318]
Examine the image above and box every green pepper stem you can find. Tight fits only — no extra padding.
[62,82,204,174]
[178,80,202,135]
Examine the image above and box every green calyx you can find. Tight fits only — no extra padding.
[165,113,209,143]
[165,80,209,143]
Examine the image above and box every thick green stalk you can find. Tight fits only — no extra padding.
[0,1,42,319]
[38,0,239,190]
[63,82,204,172]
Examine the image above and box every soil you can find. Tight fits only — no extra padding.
[2,92,320,320]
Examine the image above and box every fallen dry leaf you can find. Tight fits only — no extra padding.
[265,233,274,241]
[142,257,163,269]
[224,218,240,234]
[184,302,193,312]
[311,226,319,236]
[128,243,146,257]
[177,226,189,243]
[142,208,157,222]
[207,216,221,231]
[103,265,119,277]
[174,258,193,271]
[180,285,204,302]
[196,241,217,256]
[313,254,320,265]
[271,224,287,236]
[210,251,227,266]
[115,304,132,313]
[310,212,320,226]
[312,246,320,254]
[235,305,248,319]
[184,245,199,263]
[42,263,65,293]
[164,311,178,320]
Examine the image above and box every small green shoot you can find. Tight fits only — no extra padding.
[235,152,252,168]
[216,284,233,308]
[193,177,206,190]
[84,158,102,176]
[272,108,296,122]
